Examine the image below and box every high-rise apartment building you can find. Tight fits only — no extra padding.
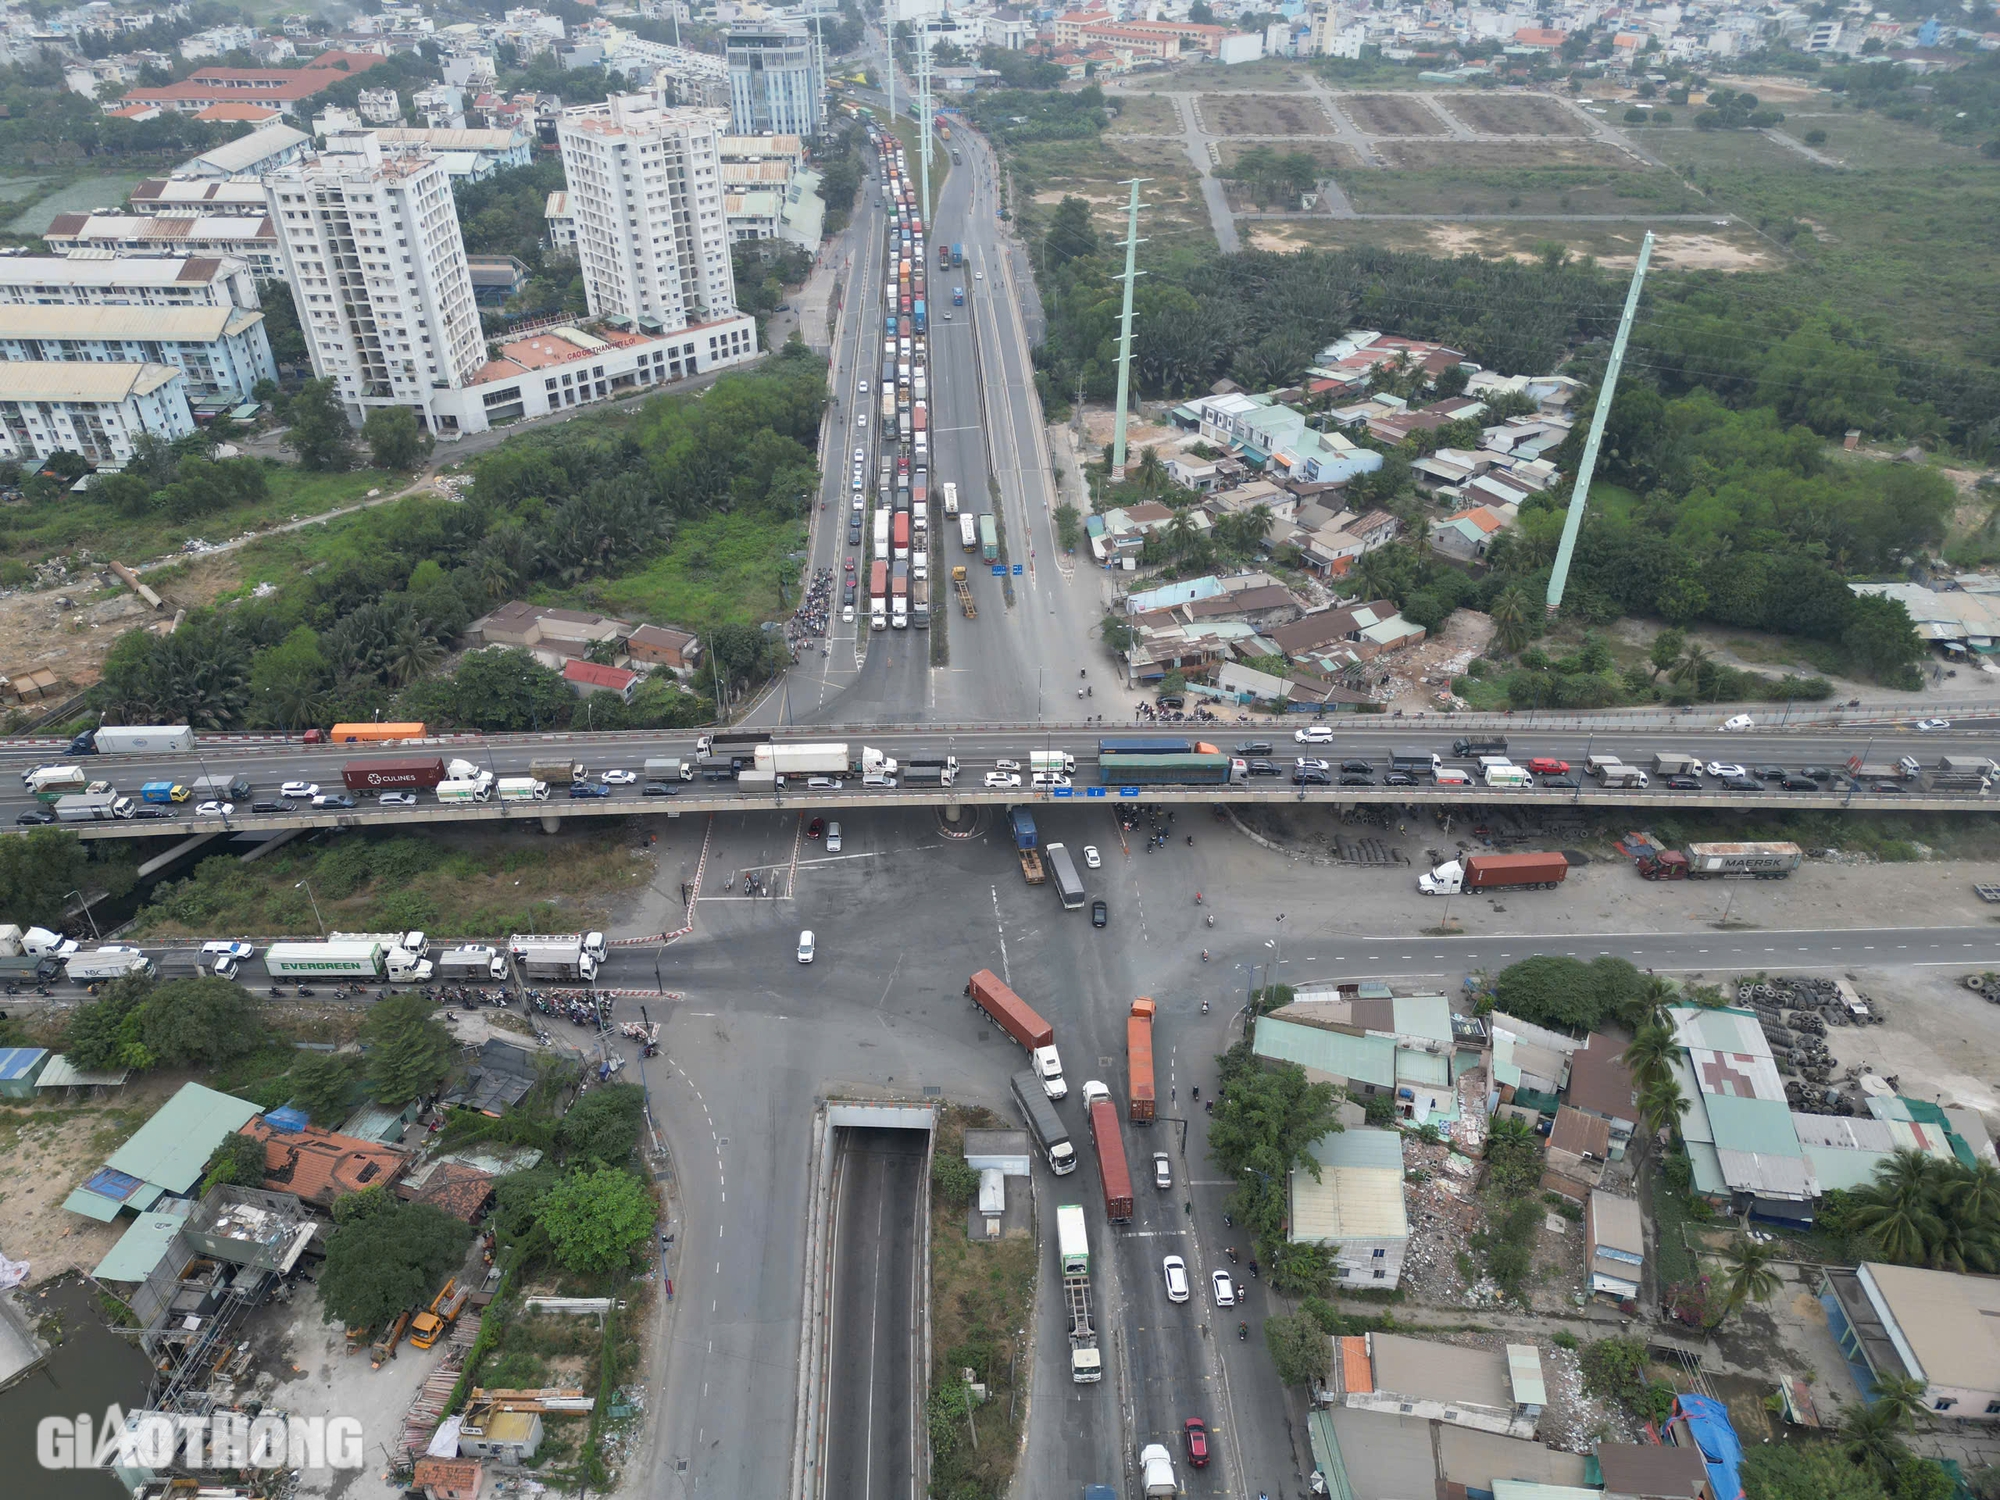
[726,24,824,137]
[555,95,737,329]
[262,131,485,429]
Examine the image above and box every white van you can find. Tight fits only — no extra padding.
[1434,768,1473,787]
[1032,771,1072,789]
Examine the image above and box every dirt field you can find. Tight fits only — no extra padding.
[1377,139,1642,171]
[1206,93,1333,136]
[1105,94,1182,135]
[1438,94,1588,137]
[1218,139,1362,173]
[1260,218,1774,271]
[1337,164,1698,217]
[1340,94,1449,137]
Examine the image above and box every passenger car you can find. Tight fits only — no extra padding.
[250,798,293,813]
[1247,759,1280,776]
[806,817,825,839]
[1339,773,1374,787]
[312,793,355,809]
[1184,1419,1209,1468]
[567,783,610,799]
[281,781,319,799]
[1163,1255,1189,1303]
[1705,762,1747,780]
[1722,775,1763,792]
[1782,775,1821,791]
[1235,741,1273,756]
[379,791,418,807]
[15,808,54,824]
[1294,724,1334,744]
[1664,775,1703,791]
[1294,767,1330,786]
[1527,757,1570,775]
[826,822,842,852]
[1083,846,1101,868]
[983,771,1022,789]
[1153,1152,1171,1189]
[1091,899,1108,928]
[1211,1271,1235,1307]
[1917,718,1952,731]
[797,930,815,963]
[196,800,234,816]
[601,769,637,784]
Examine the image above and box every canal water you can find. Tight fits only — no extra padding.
[0,1275,153,1500]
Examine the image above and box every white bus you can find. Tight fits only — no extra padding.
[1043,842,1086,911]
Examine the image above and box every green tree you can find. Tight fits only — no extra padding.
[248,625,331,733]
[1638,1073,1691,1142]
[539,1166,656,1274]
[558,1084,646,1166]
[1489,587,1532,654]
[0,828,96,927]
[932,1152,980,1211]
[290,1051,365,1124]
[1741,1443,1889,1500]
[318,1199,472,1331]
[1648,627,1686,679]
[1622,1022,1679,1092]
[63,974,155,1072]
[1867,1374,1930,1432]
[1714,1235,1782,1324]
[1210,1049,1342,1245]
[1055,501,1082,551]
[283,379,357,472]
[1894,1458,1956,1500]
[1262,1312,1329,1387]
[202,1131,269,1195]
[1842,1398,1915,1482]
[1043,195,1098,268]
[362,405,432,471]
[362,993,456,1106]
[137,976,265,1067]
[1850,1150,1949,1264]
[1842,594,1923,683]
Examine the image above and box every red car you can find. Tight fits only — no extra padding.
[807,817,825,840]
[1183,1418,1209,1468]
[1526,757,1570,775]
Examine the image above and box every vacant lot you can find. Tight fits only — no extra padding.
[1337,163,1700,216]
[1015,134,1209,250]
[1105,133,1198,176]
[1218,139,1362,173]
[1767,109,1983,173]
[1439,93,1588,137]
[1376,138,1641,171]
[1206,93,1332,136]
[1256,217,1774,271]
[6,172,148,234]
[1105,93,1182,135]
[1159,57,1304,90]
[1340,93,1448,137]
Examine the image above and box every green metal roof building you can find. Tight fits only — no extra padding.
[63,1082,262,1222]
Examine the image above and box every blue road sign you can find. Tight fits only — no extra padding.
[1120,787,1140,797]
[1052,788,1073,798]
[990,564,1004,575]
[1085,787,1106,797]
[1012,564,1023,575]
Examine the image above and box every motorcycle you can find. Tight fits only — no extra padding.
[1201,998,1209,1014]
[1237,1322,1248,1341]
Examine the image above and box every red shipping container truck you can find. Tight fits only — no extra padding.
[342,756,448,792]
[966,969,1052,1047]
[1417,851,1568,895]
[1126,998,1156,1123]
[1084,1080,1134,1222]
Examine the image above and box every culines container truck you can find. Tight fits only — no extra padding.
[343,757,448,793]
[1082,1080,1134,1224]
[1637,841,1804,880]
[966,968,1067,1098]
[1418,851,1569,895]
[1127,998,1156,1123]
[1011,1069,1077,1174]
[1056,1203,1101,1382]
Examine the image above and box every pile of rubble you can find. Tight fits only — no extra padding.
[1538,1339,1634,1452]
[1400,1138,1507,1307]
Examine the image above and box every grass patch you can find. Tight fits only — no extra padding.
[1651,1166,1699,1290]
[566,508,805,631]
[1337,164,1700,217]
[7,171,149,235]
[130,826,656,941]
[1105,94,1181,135]
[929,1105,1036,1500]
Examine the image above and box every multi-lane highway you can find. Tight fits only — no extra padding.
[11,718,1998,838]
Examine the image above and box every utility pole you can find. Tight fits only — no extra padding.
[1108,177,1147,481]
[1545,229,1653,617]
[883,0,895,132]
[915,12,933,228]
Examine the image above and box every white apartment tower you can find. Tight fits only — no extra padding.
[556,94,737,330]
[262,132,485,429]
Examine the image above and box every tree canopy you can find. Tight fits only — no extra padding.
[362,994,457,1107]
[318,1196,472,1332]
[538,1167,657,1275]
[1492,955,1650,1034]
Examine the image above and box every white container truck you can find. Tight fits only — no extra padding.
[752,743,852,777]
[328,930,428,958]
[510,932,607,961]
[437,945,509,982]
[65,947,156,983]
[0,924,79,958]
[1056,1203,1101,1383]
[496,777,549,802]
[511,939,598,982]
[1030,751,1077,776]
[265,940,432,982]
[79,726,196,755]
[437,777,493,803]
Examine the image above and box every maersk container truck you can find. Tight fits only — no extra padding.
[1638,841,1804,880]
[1011,1069,1077,1174]
[966,968,1066,1098]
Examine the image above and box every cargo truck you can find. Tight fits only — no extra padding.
[1009,808,1045,883]
[1418,851,1569,895]
[1127,998,1156,1123]
[643,757,695,783]
[1139,1445,1178,1497]
[874,508,891,558]
[510,931,606,961]
[1483,764,1532,788]
[891,561,909,629]
[1056,1203,1102,1383]
[63,947,155,983]
[959,514,978,552]
[55,792,135,821]
[265,941,432,982]
[1927,755,1995,791]
[1390,749,1443,777]
[737,769,780,794]
[343,757,448,793]
[912,576,931,629]
[436,946,508,982]
[529,759,583,786]
[436,777,493,802]
[979,514,998,562]
[1638,841,1804,879]
[496,777,549,802]
[0,954,61,984]
[1083,1080,1134,1223]
[70,725,195,756]
[509,936,600,982]
[869,558,889,631]
[1452,736,1508,757]
[893,512,910,561]
[1031,751,1077,776]
[1011,1069,1076,1174]
[0,924,78,959]
[880,388,895,423]
[140,782,189,803]
[1594,762,1649,789]
[753,743,852,777]
[902,762,953,787]
[28,766,89,800]
[966,968,1066,1098]
[188,772,251,802]
[1652,752,1703,777]
[942,480,960,516]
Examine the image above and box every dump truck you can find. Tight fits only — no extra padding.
[1127,997,1156,1123]
[1011,1069,1076,1175]
[1057,1203,1101,1383]
[911,576,930,629]
[342,757,447,792]
[1637,841,1804,880]
[952,565,975,618]
[1927,755,1995,792]
[370,1309,411,1368]
[1451,736,1508,758]
[1418,851,1569,895]
[409,1278,471,1350]
[529,758,583,786]
[966,968,1065,1098]
[1083,1080,1133,1224]
[1008,807,1045,884]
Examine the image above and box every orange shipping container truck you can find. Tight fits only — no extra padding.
[328,722,428,744]
[1127,998,1156,1122]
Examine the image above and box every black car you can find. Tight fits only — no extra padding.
[130,805,172,820]
[843,583,857,606]
[1235,741,1273,756]
[848,523,862,545]
[1157,695,1185,710]
[1782,775,1820,791]
[14,808,54,825]
[1385,771,1417,787]
[642,781,681,797]
[1800,766,1834,780]
[1246,759,1280,777]
[1722,775,1763,791]
[1293,767,1331,786]
[1339,773,1374,787]
[1340,759,1374,775]
[250,798,293,814]
[568,783,611,799]
[1756,765,1788,780]
[1541,774,1579,789]
[1091,898,1108,928]
[1665,774,1703,791]
[1870,781,1908,794]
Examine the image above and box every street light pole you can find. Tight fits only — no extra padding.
[295,879,325,937]
[65,888,99,941]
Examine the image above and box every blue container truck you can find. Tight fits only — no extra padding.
[914,299,927,332]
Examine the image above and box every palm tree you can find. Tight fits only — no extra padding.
[1945,1159,2000,1228]
[1164,510,1198,560]
[385,619,444,688]
[1637,1073,1690,1142]
[1134,446,1167,496]
[1669,640,1710,692]
[1489,587,1531,654]
[1866,1373,1929,1432]
[1713,1236,1781,1324]
[1850,1150,1948,1264]
[1622,1022,1679,1093]
[1629,975,1680,1030]
[1840,1397,1914,1480]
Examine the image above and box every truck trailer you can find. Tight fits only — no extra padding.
[265,941,433,982]
[1011,1069,1077,1175]
[966,968,1066,1098]
[1008,808,1045,884]
[71,725,195,756]
[1418,851,1569,895]
[1637,841,1804,880]
[63,947,154,983]
[1056,1203,1101,1383]
[1083,1080,1134,1223]
[1126,998,1156,1123]
[752,743,852,777]
[343,757,448,792]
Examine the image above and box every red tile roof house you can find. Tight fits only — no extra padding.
[239,1116,408,1211]
[563,658,640,703]
[119,52,388,116]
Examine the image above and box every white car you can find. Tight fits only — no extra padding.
[842,604,856,623]
[1152,1151,1170,1188]
[974,270,984,281]
[1295,757,1331,772]
[1163,1255,1190,1303]
[826,821,842,852]
[1083,845,1101,869]
[379,791,419,807]
[857,414,868,429]
[201,940,255,961]
[600,769,637,784]
[797,929,816,964]
[1031,772,1071,789]
[1721,713,1754,731]
[1705,761,1748,780]
[1294,725,1334,744]
[807,776,844,790]
[280,781,319,799]
[858,380,869,395]
[195,800,233,817]
[862,772,897,788]
[984,771,1022,789]
[994,758,1021,772]
[852,474,865,491]
[853,446,866,463]
[1211,1270,1235,1307]
[1917,718,1952,731]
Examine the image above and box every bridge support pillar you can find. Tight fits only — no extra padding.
[540,813,562,834]
[943,798,960,819]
